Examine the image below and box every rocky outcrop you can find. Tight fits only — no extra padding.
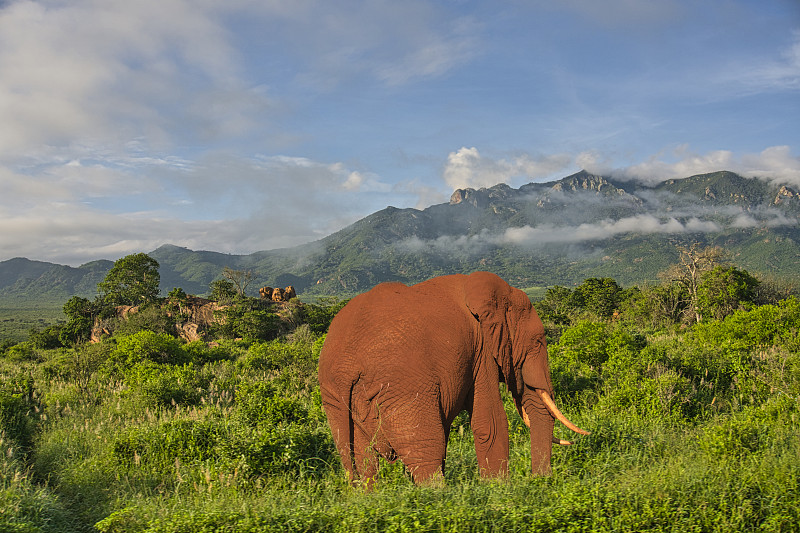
[90,295,227,343]
[449,184,515,208]
[259,286,297,302]
[774,185,798,205]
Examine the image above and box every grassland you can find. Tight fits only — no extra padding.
[0,298,65,344]
[1,292,799,532]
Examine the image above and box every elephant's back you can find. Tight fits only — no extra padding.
[320,279,470,370]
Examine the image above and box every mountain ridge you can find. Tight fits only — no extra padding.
[2,170,799,303]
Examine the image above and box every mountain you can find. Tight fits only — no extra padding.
[2,170,799,304]
[0,258,113,303]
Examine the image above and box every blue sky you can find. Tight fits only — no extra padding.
[1,0,798,265]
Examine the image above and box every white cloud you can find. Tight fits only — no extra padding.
[399,214,730,255]
[0,0,265,159]
[501,215,720,247]
[733,29,800,93]
[582,145,800,187]
[443,147,572,190]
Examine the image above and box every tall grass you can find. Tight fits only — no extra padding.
[1,301,798,532]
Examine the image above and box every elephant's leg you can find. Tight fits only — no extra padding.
[352,422,379,487]
[319,382,356,481]
[381,397,448,484]
[470,375,510,477]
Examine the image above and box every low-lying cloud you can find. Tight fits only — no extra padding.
[442,145,800,192]
[399,207,795,256]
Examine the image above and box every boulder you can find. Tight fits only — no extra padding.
[258,285,297,302]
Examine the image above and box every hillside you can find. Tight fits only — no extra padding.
[1,170,799,304]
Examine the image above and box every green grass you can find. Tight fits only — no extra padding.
[1,300,799,532]
[0,299,64,343]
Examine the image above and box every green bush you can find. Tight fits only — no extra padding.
[0,374,40,453]
[113,419,220,467]
[124,362,206,407]
[235,381,307,427]
[212,300,281,342]
[594,366,695,422]
[110,331,187,368]
[236,339,315,373]
[216,423,334,477]
[698,395,797,457]
[4,342,37,363]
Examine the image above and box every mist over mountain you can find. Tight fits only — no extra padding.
[2,170,799,303]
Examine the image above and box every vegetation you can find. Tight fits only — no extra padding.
[1,249,799,532]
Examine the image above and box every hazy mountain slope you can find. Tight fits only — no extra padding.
[0,258,112,302]
[2,170,798,303]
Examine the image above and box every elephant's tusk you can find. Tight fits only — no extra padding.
[537,390,591,436]
[552,437,573,445]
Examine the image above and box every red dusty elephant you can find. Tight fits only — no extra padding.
[318,271,588,485]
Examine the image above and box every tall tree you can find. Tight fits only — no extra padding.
[660,244,726,323]
[97,253,161,307]
[696,266,759,321]
[222,267,255,297]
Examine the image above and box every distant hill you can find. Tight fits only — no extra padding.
[2,170,799,305]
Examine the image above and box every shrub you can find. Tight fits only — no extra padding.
[111,305,177,337]
[698,396,797,457]
[594,366,695,423]
[110,331,187,368]
[212,301,281,342]
[0,374,40,453]
[235,381,307,427]
[3,342,37,363]
[217,424,334,477]
[28,325,64,350]
[552,321,611,369]
[124,362,206,407]
[113,419,220,466]
[236,340,314,373]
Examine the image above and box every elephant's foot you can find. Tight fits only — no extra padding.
[414,467,445,487]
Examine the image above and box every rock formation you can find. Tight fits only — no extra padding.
[259,286,297,302]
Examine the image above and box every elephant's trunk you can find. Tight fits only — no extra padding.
[537,389,590,435]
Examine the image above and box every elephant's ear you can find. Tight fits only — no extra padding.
[464,272,511,363]
[463,272,507,323]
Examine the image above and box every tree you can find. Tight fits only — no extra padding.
[97,253,161,307]
[59,296,95,346]
[660,244,726,323]
[696,266,759,321]
[571,278,623,318]
[222,267,255,297]
[537,286,574,325]
[209,279,237,304]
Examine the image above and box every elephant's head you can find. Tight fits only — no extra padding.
[465,272,589,474]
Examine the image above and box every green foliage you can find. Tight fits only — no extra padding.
[28,325,63,350]
[110,330,187,368]
[571,277,624,318]
[235,381,307,427]
[696,266,759,321]
[113,419,221,466]
[4,263,800,532]
[208,279,236,304]
[110,304,176,337]
[212,298,280,342]
[124,362,206,407]
[301,298,349,334]
[59,296,95,346]
[97,253,160,307]
[0,373,40,453]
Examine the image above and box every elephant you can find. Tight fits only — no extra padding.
[318,271,588,485]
